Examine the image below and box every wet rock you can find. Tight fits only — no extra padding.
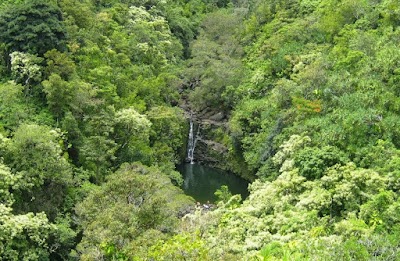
[209,112,225,121]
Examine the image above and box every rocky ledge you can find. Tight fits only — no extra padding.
[185,109,231,170]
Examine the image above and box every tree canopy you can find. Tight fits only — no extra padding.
[0,0,66,56]
[0,0,399,259]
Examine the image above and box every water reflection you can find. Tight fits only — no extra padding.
[177,163,249,203]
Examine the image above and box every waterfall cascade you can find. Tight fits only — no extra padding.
[187,118,199,164]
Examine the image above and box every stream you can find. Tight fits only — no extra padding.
[177,163,249,203]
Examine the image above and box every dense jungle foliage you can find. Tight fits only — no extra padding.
[0,0,399,260]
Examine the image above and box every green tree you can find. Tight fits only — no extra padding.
[0,161,20,205]
[5,124,71,188]
[79,135,118,183]
[42,75,98,120]
[43,49,76,80]
[147,106,186,165]
[0,82,30,132]
[114,107,152,165]
[214,185,233,204]
[294,146,348,180]
[0,204,55,261]
[10,51,43,89]
[0,0,66,56]
[147,232,210,261]
[0,161,56,260]
[78,106,118,182]
[126,6,183,69]
[42,74,74,118]
[75,163,194,259]
[185,8,245,111]
[3,124,72,219]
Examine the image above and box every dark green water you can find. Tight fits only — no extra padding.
[177,163,249,203]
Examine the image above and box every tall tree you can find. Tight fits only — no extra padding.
[0,0,66,56]
[0,162,56,261]
[3,124,72,219]
[76,163,194,259]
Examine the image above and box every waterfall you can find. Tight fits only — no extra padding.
[187,118,198,164]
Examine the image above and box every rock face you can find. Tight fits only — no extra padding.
[181,110,252,180]
[185,109,231,170]
[194,121,229,168]
[180,98,252,180]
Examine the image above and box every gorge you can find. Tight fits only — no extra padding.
[181,115,249,203]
